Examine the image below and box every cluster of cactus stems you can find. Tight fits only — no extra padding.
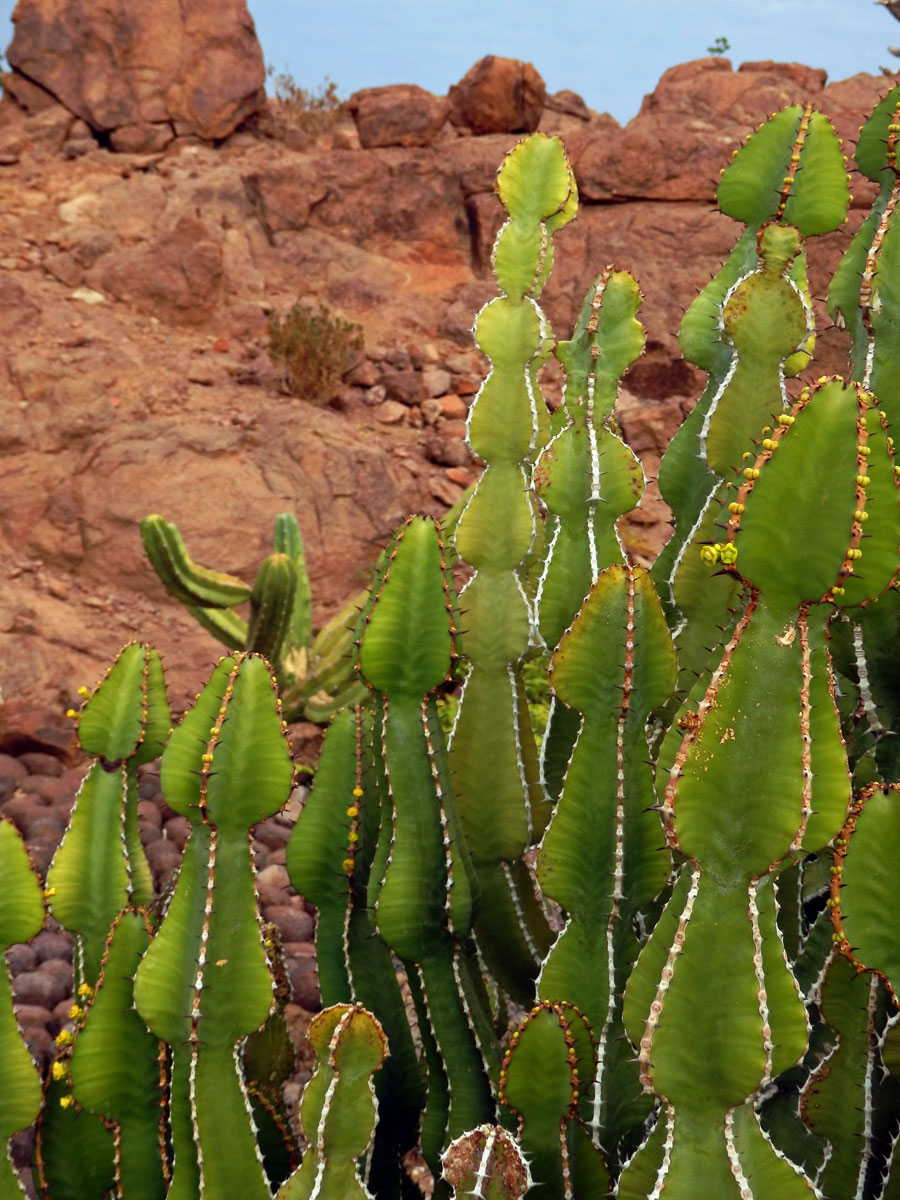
[7,85,900,1200]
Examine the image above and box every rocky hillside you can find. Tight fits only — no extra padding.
[0,1,892,719]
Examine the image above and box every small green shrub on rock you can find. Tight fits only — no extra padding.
[268,301,364,402]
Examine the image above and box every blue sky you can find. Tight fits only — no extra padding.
[0,1,895,125]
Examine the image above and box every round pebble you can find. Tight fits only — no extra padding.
[253,817,292,850]
[265,906,314,944]
[21,775,71,804]
[14,970,63,1010]
[288,954,320,1012]
[18,753,64,778]
[31,930,74,964]
[0,753,27,779]
[137,800,162,830]
[7,944,37,975]
[144,839,182,880]
[256,864,292,908]
[13,1004,53,1031]
[163,816,191,849]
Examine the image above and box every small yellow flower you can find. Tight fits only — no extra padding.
[341,858,355,874]
[59,1095,75,1109]
[51,1061,67,1081]
[77,983,93,999]
[67,1005,84,1022]
[55,1029,74,1048]
[719,543,739,566]
[699,545,720,567]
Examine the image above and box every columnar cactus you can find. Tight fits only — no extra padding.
[133,652,293,1199]
[449,134,575,1003]
[651,104,850,694]
[532,270,646,796]
[276,1003,387,1200]
[536,565,676,1172]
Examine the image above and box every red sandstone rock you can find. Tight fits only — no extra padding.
[449,56,546,135]
[6,0,265,142]
[94,215,224,324]
[348,84,449,148]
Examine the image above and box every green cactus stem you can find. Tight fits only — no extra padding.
[69,910,167,1200]
[800,950,900,1200]
[48,642,169,986]
[133,653,293,1200]
[499,1001,609,1198]
[828,84,900,399]
[276,1003,387,1200]
[357,517,493,1153]
[286,704,423,1195]
[140,514,252,609]
[532,269,646,800]
[652,104,849,701]
[450,133,576,1002]
[830,782,900,1001]
[536,564,675,1171]
[0,820,45,1198]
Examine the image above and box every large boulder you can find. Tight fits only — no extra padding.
[566,58,875,205]
[348,84,449,148]
[5,0,266,145]
[449,55,545,135]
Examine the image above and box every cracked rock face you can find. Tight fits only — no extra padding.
[6,0,266,147]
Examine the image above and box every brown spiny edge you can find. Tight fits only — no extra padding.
[829,781,900,1005]
[776,103,814,218]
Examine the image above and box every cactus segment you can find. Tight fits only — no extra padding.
[717,105,848,236]
[442,1124,531,1200]
[246,552,298,664]
[831,783,900,1000]
[140,514,251,608]
[134,654,291,1199]
[33,1073,116,1200]
[70,910,167,1199]
[286,706,357,1004]
[76,641,170,766]
[535,565,675,1165]
[277,1003,387,1200]
[500,1002,608,1198]
[533,269,645,653]
[856,85,900,182]
[730,381,900,611]
[185,602,249,651]
[355,516,492,1150]
[0,821,44,1197]
[801,952,899,1200]
[47,763,138,984]
[273,512,314,655]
